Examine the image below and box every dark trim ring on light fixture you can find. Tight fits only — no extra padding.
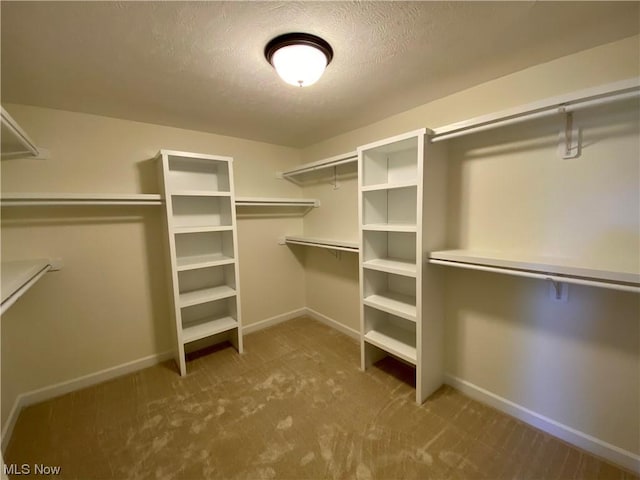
[264,32,334,66]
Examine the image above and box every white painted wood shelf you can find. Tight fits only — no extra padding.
[362,223,417,233]
[182,316,238,344]
[363,292,417,322]
[179,285,237,308]
[279,151,358,185]
[283,235,359,253]
[235,197,319,207]
[362,258,417,277]
[431,77,640,142]
[364,326,417,365]
[429,250,640,293]
[361,180,418,192]
[175,253,235,272]
[1,259,52,314]
[1,106,46,160]
[1,193,163,206]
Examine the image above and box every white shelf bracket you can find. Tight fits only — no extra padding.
[547,278,569,302]
[558,110,581,159]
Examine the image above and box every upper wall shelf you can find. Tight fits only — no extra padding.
[0,193,163,206]
[235,197,319,207]
[431,77,640,142]
[278,151,358,185]
[282,235,359,253]
[1,107,47,160]
[1,259,60,314]
[429,249,640,293]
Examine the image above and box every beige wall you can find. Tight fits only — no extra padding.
[299,35,640,456]
[1,106,306,425]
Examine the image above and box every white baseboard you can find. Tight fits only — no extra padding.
[242,308,307,335]
[444,373,640,474]
[305,307,360,340]
[1,350,173,453]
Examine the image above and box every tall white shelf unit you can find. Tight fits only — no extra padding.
[358,128,447,403]
[157,149,243,376]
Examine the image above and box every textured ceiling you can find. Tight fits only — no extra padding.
[1,2,638,147]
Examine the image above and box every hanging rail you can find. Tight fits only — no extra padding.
[431,78,640,143]
[279,151,358,184]
[429,258,640,294]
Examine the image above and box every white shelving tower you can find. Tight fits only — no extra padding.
[358,129,447,403]
[157,149,243,376]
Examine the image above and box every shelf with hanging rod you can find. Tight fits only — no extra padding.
[429,250,640,294]
[431,77,640,143]
[234,197,319,207]
[281,235,359,253]
[1,258,63,315]
[277,151,358,185]
[0,192,163,206]
[1,107,48,160]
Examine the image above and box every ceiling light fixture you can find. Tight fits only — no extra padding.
[265,33,333,87]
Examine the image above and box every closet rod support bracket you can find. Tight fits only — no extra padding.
[557,109,581,159]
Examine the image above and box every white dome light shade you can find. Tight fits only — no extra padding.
[271,44,328,87]
[265,33,333,88]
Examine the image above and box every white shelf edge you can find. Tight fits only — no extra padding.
[361,181,418,192]
[363,293,417,322]
[171,191,231,197]
[1,259,54,314]
[1,193,163,206]
[429,250,640,293]
[179,285,236,308]
[181,316,238,344]
[235,197,320,207]
[362,223,417,233]
[283,235,360,253]
[364,329,417,365]
[172,225,234,234]
[362,258,417,277]
[1,107,42,159]
[431,77,640,141]
[280,151,358,182]
[176,254,235,272]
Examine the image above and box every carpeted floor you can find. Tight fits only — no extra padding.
[5,316,637,479]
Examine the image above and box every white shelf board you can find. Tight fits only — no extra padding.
[362,223,417,233]
[171,190,231,197]
[182,315,238,344]
[361,180,418,192]
[363,258,417,277]
[280,151,358,183]
[235,197,319,207]
[431,77,640,141]
[172,225,234,235]
[429,249,640,291]
[363,292,417,321]
[284,235,360,253]
[1,107,42,159]
[1,193,163,206]
[179,285,236,308]
[1,259,52,314]
[176,253,235,272]
[364,327,417,365]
